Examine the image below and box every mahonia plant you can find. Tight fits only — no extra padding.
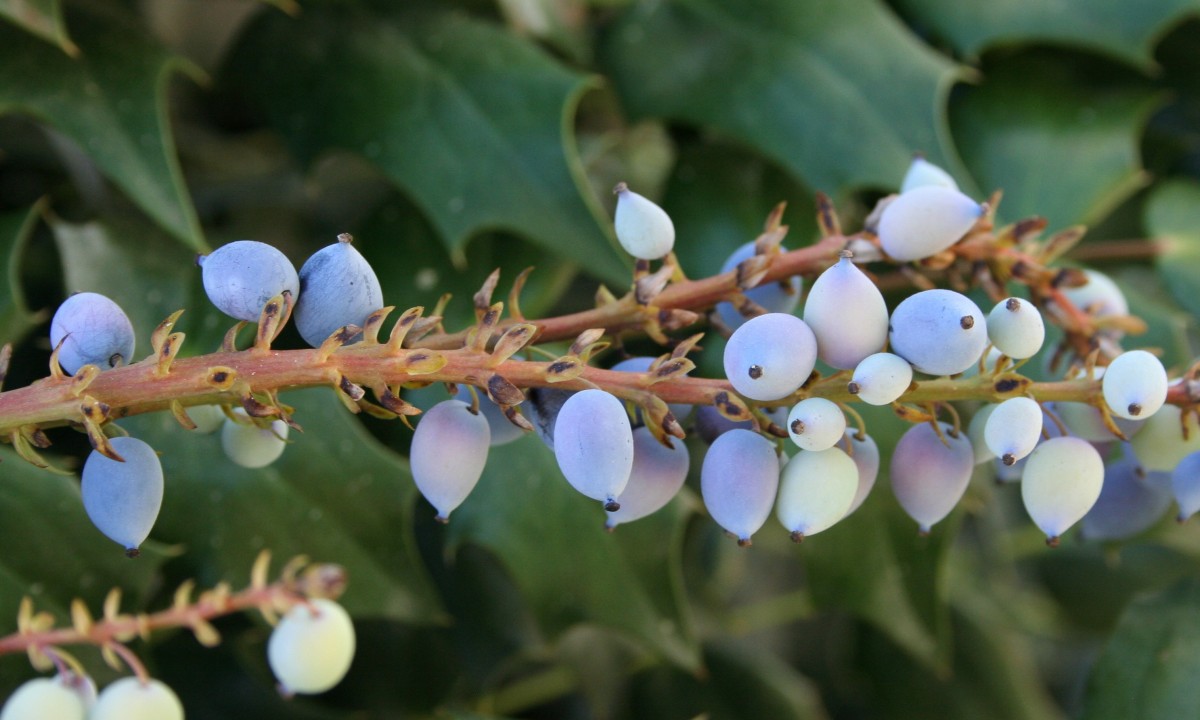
[3,161,1200,701]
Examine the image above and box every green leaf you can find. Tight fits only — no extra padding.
[1081,576,1200,720]
[1145,179,1200,319]
[223,4,628,284]
[801,492,949,672]
[0,202,46,347]
[598,0,964,194]
[1028,542,1199,633]
[0,4,205,251]
[0,0,75,55]
[627,640,826,720]
[852,601,1061,720]
[951,52,1160,230]
[445,435,701,670]
[121,389,444,622]
[892,0,1200,70]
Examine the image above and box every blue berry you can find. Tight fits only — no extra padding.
[888,289,987,376]
[49,292,136,375]
[81,436,164,557]
[198,240,300,322]
[294,234,384,347]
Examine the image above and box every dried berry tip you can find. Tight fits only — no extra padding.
[1005,298,1020,312]
[1128,402,1142,417]
[789,531,805,543]
[847,381,861,395]
[1046,536,1061,548]
[604,500,621,512]
[790,419,806,435]
[736,537,753,548]
[612,181,628,194]
[125,547,141,559]
[1001,453,1016,466]
[434,515,449,525]
[960,315,975,329]
[748,364,764,379]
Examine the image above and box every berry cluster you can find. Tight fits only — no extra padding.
[5,156,1200,714]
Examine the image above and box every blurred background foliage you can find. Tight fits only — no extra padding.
[1,0,1200,718]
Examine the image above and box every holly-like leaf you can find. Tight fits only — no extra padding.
[951,52,1160,230]
[1145,179,1200,320]
[1081,577,1200,720]
[122,389,445,622]
[222,4,629,284]
[597,0,964,194]
[0,202,46,347]
[891,0,1199,70]
[445,435,701,671]
[0,4,205,251]
[0,0,75,55]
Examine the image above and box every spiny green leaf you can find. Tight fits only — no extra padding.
[0,0,75,55]
[1081,576,1200,720]
[0,4,205,251]
[122,389,445,623]
[222,4,628,284]
[445,435,701,671]
[1145,179,1200,320]
[0,202,47,347]
[598,0,964,194]
[892,0,1200,70]
[951,52,1160,230]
